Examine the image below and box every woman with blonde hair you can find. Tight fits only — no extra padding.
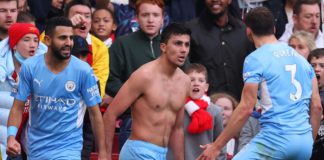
[210,92,239,160]
[288,30,316,59]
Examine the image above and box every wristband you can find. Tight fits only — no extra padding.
[7,126,18,138]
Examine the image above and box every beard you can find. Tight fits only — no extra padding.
[207,6,227,20]
[52,46,71,60]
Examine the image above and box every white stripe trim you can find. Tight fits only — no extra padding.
[184,101,199,116]
[201,95,211,105]
[86,33,92,45]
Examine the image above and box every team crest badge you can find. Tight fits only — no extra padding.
[65,81,76,92]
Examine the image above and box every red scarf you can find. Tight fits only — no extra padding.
[185,95,213,134]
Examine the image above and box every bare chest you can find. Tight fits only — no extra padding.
[144,80,188,112]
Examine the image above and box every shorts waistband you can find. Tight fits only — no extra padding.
[125,139,168,154]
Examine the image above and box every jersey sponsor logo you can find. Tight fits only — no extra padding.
[34,78,43,87]
[36,104,67,112]
[34,95,77,107]
[65,81,76,92]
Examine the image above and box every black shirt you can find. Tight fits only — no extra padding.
[186,10,254,100]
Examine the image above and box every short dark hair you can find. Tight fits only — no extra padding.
[17,11,36,23]
[92,7,116,24]
[160,23,191,44]
[308,48,324,62]
[64,0,92,17]
[45,17,73,36]
[185,63,208,81]
[293,0,320,15]
[245,7,274,36]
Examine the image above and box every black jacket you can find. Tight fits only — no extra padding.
[186,10,254,100]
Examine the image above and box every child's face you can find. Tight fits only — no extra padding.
[310,56,324,91]
[188,71,209,100]
[214,97,234,126]
[91,9,116,40]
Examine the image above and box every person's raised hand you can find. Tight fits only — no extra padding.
[70,14,87,29]
[196,143,220,160]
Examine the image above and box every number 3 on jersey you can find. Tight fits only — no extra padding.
[285,64,302,101]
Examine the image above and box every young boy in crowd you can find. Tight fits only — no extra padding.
[308,48,324,159]
[91,7,117,48]
[181,63,226,160]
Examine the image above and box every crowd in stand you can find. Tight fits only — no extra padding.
[1,0,324,160]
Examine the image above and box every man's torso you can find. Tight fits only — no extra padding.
[130,62,189,147]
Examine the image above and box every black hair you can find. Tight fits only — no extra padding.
[245,7,275,36]
[45,17,73,36]
[92,7,117,24]
[64,0,92,17]
[160,23,191,44]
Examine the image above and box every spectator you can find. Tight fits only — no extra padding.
[17,0,29,11]
[211,92,239,160]
[186,0,254,100]
[237,116,260,151]
[237,100,261,152]
[0,0,18,41]
[181,63,226,160]
[164,0,196,23]
[0,23,40,160]
[17,11,35,24]
[238,0,291,39]
[16,11,48,64]
[65,0,109,98]
[279,0,324,48]
[27,0,65,32]
[309,48,324,160]
[288,30,316,59]
[104,0,165,150]
[64,1,109,159]
[91,7,117,48]
[108,0,169,37]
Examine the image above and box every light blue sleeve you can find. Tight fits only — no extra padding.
[308,63,316,79]
[14,63,32,102]
[81,69,101,107]
[243,55,263,84]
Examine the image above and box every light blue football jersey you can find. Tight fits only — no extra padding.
[14,54,101,160]
[243,43,315,134]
